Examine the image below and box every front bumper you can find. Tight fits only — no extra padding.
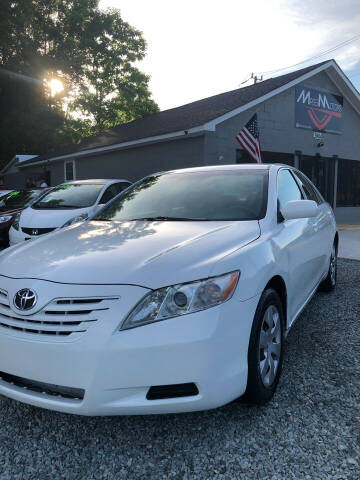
[9,226,39,246]
[8,226,29,246]
[0,276,259,415]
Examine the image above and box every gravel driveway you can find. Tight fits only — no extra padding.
[0,259,359,480]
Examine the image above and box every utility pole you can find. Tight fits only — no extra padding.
[251,73,263,84]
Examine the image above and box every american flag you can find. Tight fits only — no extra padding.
[235,113,262,163]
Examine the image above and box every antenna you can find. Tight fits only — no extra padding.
[251,73,263,84]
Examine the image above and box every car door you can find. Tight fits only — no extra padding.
[292,170,334,278]
[276,168,320,322]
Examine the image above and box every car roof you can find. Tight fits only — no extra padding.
[163,164,271,175]
[62,179,130,186]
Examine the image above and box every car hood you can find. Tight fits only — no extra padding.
[0,220,260,288]
[19,206,92,228]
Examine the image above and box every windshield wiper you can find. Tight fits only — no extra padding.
[36,205,84,209]
[128,216,208,221]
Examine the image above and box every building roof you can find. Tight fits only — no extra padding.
[1,154,38,174]
[20,59,359,167]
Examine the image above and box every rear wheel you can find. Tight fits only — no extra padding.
[245,289,284,405]
[319,244,337,292]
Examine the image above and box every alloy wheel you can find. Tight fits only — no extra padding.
[259,305,282,387]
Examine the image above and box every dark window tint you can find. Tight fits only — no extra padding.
[277,169,302,211]
[116,182,131,193]
[337,159,360,207]
[32,184,104,209]
[99,183,131,205]
[65,161,75,181]
[99,185,117,205]
[293,171,323,204]
[94,170,268,222]
[0,190,41,210]
[299,156,334,204]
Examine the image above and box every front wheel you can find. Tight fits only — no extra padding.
[245,289,285,405]
[319,244,337,292]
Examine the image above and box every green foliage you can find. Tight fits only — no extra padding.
[0,0,159,167]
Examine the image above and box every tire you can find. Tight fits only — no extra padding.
[319,243,337,292]
[244,289,285,405]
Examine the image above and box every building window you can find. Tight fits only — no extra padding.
[299,155,334,205]
[236,150,294,166]
[64,160,75,181]
[236,149,252,164]
[337,159,360,207]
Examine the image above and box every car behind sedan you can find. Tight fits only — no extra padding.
[9,178,131,245]
[0,165,337,415]
[0,189,46,246]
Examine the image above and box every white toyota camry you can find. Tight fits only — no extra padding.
[0,164,337,415]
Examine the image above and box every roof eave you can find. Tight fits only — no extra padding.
[19,126,207,168]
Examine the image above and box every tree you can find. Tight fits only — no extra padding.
[0,0,159,166]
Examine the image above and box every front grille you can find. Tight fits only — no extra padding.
[146,383,199,400]
[0,290,118,339]
[21,227,56,236]
[0,371,84,400]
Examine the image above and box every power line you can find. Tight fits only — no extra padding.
[253,32,360,78]
[349,71,360,80]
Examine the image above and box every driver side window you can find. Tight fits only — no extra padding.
[277,169,302,212]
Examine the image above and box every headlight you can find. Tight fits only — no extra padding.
[62,213,88,228]
[0,215,12,223]
[121,271,240,330]
[12,213,21,231]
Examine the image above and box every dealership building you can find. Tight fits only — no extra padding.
[3,59,360,223]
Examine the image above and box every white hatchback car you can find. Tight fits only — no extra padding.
[9,179,131,245]
[0,165,337,415]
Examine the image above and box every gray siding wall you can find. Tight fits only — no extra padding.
[20,135,204,186]
[3,172,27,189]
[19,161,64,187]
[74,135,204,182]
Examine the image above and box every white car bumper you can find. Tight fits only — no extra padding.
[0,276,259,416]
[9,226,33,246]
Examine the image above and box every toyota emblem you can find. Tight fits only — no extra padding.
[13,289,38,311]
[32,229,38,236]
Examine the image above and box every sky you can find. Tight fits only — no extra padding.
[100,0,360,111]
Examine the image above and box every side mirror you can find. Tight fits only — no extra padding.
[281,200,318,220]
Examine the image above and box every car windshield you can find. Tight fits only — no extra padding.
[32,183,104,209]
[0,190,41,210]
[94,170,268,222]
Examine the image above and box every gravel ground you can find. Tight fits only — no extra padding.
[0,259,359,480]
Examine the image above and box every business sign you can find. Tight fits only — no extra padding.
[295,85,343,134]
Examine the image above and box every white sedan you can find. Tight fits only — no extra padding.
[0,164,337,415]
[9,178,131,245]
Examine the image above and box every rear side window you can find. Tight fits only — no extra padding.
[99,183,131,205]
[277,169,302,211]
[99,185,118,205]
[292,171,323,205]
[113,182,131,195]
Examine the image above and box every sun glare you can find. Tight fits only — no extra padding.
[48,78,64,97]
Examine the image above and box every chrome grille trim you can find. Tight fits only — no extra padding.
[0,288,8,299]
[0,295,118,338]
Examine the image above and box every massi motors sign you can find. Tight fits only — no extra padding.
[295,85,343,134]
